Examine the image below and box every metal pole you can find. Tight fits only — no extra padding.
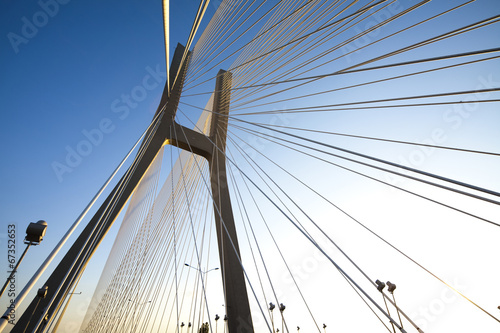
[0,244,31,299]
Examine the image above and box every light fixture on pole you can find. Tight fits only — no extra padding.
[184,263,219,321]
[387,281,404,330]
[375,279,386,292]
[376,279,395,333]
[279,303,285,333]
[269,302,275,332]
[0,220,47,299]
[184,263,219,275]
[128,298,151,332]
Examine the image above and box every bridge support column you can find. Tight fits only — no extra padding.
[8,44,254,333]
[209,70,254,333]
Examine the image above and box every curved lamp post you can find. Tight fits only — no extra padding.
[0,220,47,299]
[184,263,219,275]
[128,298,151,332]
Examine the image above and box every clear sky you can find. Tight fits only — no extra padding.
[1,0,500,333]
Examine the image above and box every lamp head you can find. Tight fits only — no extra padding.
[375,279,386,292]
[37,286,48,298]
[279,303,285,312]
[387,281,396,293]
[25,220,47,244]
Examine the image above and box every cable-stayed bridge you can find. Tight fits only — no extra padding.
[1,1,500,332]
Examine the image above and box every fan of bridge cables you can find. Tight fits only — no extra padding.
[79,0,500,332]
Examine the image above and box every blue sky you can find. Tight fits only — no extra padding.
[1,0,500,332]
[0,0,213,330]
[0,0,207,235]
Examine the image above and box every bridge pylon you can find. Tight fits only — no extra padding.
[9,43,253,333]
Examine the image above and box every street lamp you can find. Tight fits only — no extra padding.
[387,281,404,330]
[184,263,219,308]
[376,279,395,333]
[184,263,219,275]
[128,298,151,332]
[387,281,396,293]
[0,220,47,298]
[279,303,285,333]
[269,302,275,332]
[375,279,386,292]
[215,314,220,333]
